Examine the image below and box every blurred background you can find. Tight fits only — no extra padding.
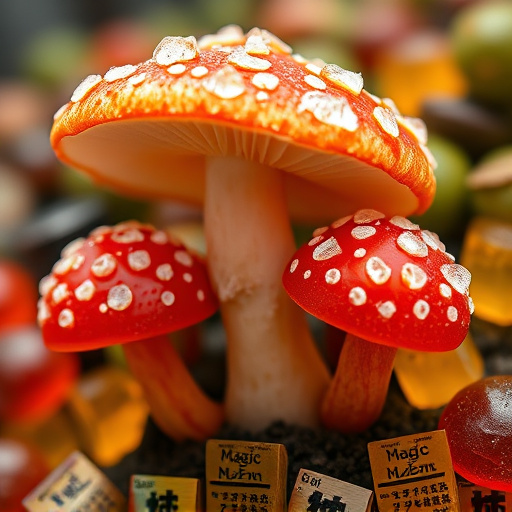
[2,0,512,506]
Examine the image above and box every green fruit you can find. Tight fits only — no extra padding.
[451,1,512,107]
[410,134,471,238]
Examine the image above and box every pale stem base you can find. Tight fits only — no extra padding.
[204,156,330,431]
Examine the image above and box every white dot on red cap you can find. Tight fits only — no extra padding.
[390,216,419,230]
[111,229,144,244]
[252,72,279,90]
[401,263,427,290]
[75,280,96,301]
[197,290,205,301]
[128,73,146,86]
[320,64,364,95]
[167,63,187,75]
[58,309,75,328]
[39,275,57,297]
[156,263,173,281]
[325,268,341,284]
[128,250,151,271]
[92,253,117,277]
[150,231,168,245]
[439,283,452,299]
[304,270,311,279]
[447,306,458,322]
[354,248,366,258]
[37,300,50,324]
[373,106,399,137]
[313,237,342,261]
[304,75,327,90]
[104,64,137,82]
[351,226,376,240]
[191,66,208,78]
[61,238,85,258]
[349,287,366,306]
[290,259,299,273]
[308,235,324,246]
[183,273,193,283]
[153,35,198,66]
[161,291,175,306]
[107,284,133,311]
[354,209,385,224]
[228,48,272,71]
[377,301,396,319]
[71,74,102,102]
[441,264,471,295]
[413,300,430,320]
[99,304,108,313]
[366,256,391,285]
[175,250,193,267]
[203,66,246,99]
[468,297,475,314]
[256,91,269,101]
[397,231,428,257]
[331,215,352,229]
[52,283,69,304]
[53,256,76,275]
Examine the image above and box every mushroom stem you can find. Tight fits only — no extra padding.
[123,334,224,441]
[321,333,397,433]
[204,156,330,431]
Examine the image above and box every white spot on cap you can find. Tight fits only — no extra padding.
[366,257,391,284]
[413,300,430,320]
[37,300,50,324]
[99,303,108,313]
[290,259,299,273]
[128,73,146,86]
[71,74,102,102]
[252,72,279,90]
[228,48,271,71]
[325,268,341,284]
[401,263,427,290]
[308,235,324,246]
[53,256,77,276]
[167,63,187,75]
[351,226,376,240]
[61,238,85,258]
[107,284,132,311]
[354,248,366,258]
[153,35,198,66]
[468,296,475,315]
[377,301,396,318]
[331,215,352,229]
[256,91,269,101]
[439,283,452,299]
[156,263,173,281]
[400,116,428,145]
[245,34,270,55]
[104,64,137,82]
[150,231,168,245]
[128,250,151,271]
[203,65,246,99]
[175,250,193,267]
[92,254,117,277]
[305,63,323,76]
[440,264,471,295]
[320,64,364,95]
[111,229,144,244]
[447,306,458,322]
[197,290,205,301]
[354,209,385,224]
[421,230,445,252]
[58,309,75,328]
[304,75,327,90]
[397,232,428,257]
[390,216,420,230]
[52,283,69,304]
[161,291,175,306]
[190,66,208,78]
[39,275,57,296]
[304,270,311,279]
[75,280,96,301]
[349,287,366,306]
[183,273,193,283]
[313,237,342,261]
[373,106,399,137]
[298,91,358,131]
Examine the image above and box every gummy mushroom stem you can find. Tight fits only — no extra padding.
[204,156,330,430]
[123,335,224,441]
[321,333,397,433]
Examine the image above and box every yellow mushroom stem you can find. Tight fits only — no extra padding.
[204,155,330,431]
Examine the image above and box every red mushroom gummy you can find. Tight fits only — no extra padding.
[439,375,512,492]
[37,221,223,441]
[283,209,474,432]
[50,25,437,430]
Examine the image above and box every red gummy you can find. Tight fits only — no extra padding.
[439,375,512,491]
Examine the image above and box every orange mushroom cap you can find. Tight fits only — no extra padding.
[51,25,436,223]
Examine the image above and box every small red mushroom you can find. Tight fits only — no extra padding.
[283,209,473,432]
[438,375,512,491]
[37,220,223,440]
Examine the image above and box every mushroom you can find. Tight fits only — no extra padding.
[438,375,512,491]
[37,220,223,440]
[49,25,436,429]
[282,209,473,432]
